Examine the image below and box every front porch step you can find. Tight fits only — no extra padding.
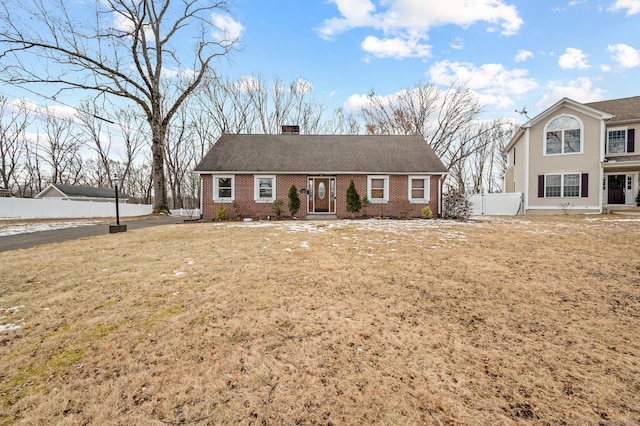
[604,206,640,216]
[306,214,337,220]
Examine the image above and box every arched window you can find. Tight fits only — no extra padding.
[545,116,582,155]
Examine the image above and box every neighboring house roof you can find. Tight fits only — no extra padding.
[194,134,448,174]
[35,183,116,199]
[586,96,640,123]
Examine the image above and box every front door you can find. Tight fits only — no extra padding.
[308,177,336,213]
[314,178,330,212]
[608,175,626,204]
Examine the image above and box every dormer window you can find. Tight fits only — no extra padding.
[545,116,582,155]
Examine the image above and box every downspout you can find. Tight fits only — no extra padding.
[597,120,606,214]
[438,176,443,217]
[199,173,204,220]
[524,127,530,213]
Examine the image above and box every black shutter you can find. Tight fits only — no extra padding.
[581,173,589,197]
[628,129,635,153]
[538,175,545,198]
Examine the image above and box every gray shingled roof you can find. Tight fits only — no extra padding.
[586,96,640,123]
[194,134,448,174]
[52,184,116,198]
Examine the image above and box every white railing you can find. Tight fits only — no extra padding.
[0,197,152,219]
[469,193,523,216]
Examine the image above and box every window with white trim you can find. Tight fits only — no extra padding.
[607,128,627,153]
[254,175,275,202]
[545,116,582,155]
[367,176,389,203]
[213,176,234,202]
[408,176,431,203]
[544,173,581,198]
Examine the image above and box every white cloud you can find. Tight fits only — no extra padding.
[536,78,605,109]
[318,0,523,59]
[609,0,640,15]
[450,38,464,50]
[428,60,538,109]
[211,13,244,44]
[361,35,431,58]
[558,47,590,70]
[515,49,534,62]
[607,43,640,68]
[343,93,370,114]
[234,75,262,92]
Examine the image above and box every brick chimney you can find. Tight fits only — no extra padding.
[281,125,300,135]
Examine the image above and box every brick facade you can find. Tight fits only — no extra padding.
[200,173,443,220]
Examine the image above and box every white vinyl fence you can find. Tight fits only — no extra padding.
[0,197,152,219]
[469,193,523,216]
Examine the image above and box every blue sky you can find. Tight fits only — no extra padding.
[2,0,640,124]
[216,0,640,120]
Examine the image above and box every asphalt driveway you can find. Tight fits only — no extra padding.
[0,216,185,253]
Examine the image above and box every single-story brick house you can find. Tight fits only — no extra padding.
[194,130,448,220]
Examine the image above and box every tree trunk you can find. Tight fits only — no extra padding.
[151,124,169,213]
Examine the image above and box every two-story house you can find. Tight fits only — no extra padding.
[504,96,640,214]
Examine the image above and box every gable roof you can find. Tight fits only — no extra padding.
[36,183,116,199]
[505,97,615,151]
[194,134,448,174]
[586,96,640,123]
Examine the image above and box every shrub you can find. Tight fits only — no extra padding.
[422,206,433,219]
[288,185,300,216]
[271,199,284,218]
[346,179,362,214]
[442,190,471,221]
[216,204,227,221]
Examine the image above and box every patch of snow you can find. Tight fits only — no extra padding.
[0,220,100,237]
[0,323,21,332]
[5,305,24,314]
[300,241,310,249]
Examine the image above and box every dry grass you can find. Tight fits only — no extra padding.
[1,216,639,425]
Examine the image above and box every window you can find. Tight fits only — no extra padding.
[408,176,431,202]
[563,174,580,197]
[254,175,275,202]
[607,128,635,154]
[543,173,582,198]
[368,176,389,203]
[608,129,626,153]
[545,175,561,197]
[214,176,234,201]
[545,116,582,155]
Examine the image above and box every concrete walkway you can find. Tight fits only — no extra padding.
[0,216,185,253]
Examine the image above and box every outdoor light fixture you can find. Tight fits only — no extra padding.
[109,173,127,234]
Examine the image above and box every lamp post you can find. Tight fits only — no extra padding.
[109,174,127,233]
[113,174,120,226]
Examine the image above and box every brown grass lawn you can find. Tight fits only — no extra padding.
[1,216,639,425]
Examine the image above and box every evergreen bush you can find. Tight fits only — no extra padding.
[346,179,362,215]
[288,185,300,216]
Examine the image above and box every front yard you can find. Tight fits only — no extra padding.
[1,216,639,424]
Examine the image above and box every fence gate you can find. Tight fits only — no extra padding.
[469,193,523,215]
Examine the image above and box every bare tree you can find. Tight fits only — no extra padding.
[360,81,517,192]
[0,96,32,190]
[39,108,83,185]
[194,74,329,135]
[0,0,239,212]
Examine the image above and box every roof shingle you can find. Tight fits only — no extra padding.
[586,96,640,122]
[194,134,448,174]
